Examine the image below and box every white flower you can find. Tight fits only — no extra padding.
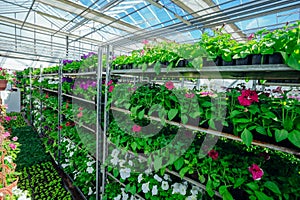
[138,174,143,183]
[114,195,121,200]
[163,174,171,181]
[120,168,131,180]
[151,185,158,196]
[154,174,162,182]
[111,157,119,166]
[65,159,69,163]
[4,156,12,163]
[142,182,150,193]
[144,168,152,175]
[161,181,169,190]
[86,166,94,174]
[186,196,197,200]
[18,194,31,200]
[119,159,126,167]
[171,183,180,194]
[87,161,95,167]
[112,149,120,157]
[179,184,187,195]
[61,164,69,168]
[190,186,201,196]
[88,187,93,195]
[122,192,129,200]
[128,160,133,166]
[69,151,74,157]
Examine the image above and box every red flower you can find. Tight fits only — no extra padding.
[45,93,49,99]
[132,125,142,132]
[66,103,69,109]
[248,164,264,180]
[185,93,195,98]
[78,107,83,111]
[109,85,114,92]
[165,81,174,90]
[66,122,71,126]
[58,125,63,130]
[238,89,259,106]
[208,149,218,160]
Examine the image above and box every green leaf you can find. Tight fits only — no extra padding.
[256,126,266,135]
[283,120,293,131]
[129,185,137,194]
[168,109,178,121]
[138,109,145,120]
[230,110,242,118]
[154,62,161,75]
[288,130,300,148]
[113,168,119,177]
[154,156,162,172]
[208,119,216,130]
[141,63,147,71]
[206,178,215,197]
[219,186,234,200]
[174,157,184,170]
[246,182,259,191]
[234,178,246,189]
[254,191,274,200]
[275,129,289,142]
[202,101,212,107]
[241,128,253,147]
[181,114,188,124]
[131,142,137,151]
[179,166,189,178]
[264,181,281,195]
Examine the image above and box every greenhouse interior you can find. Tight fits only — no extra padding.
[0,0,299,199]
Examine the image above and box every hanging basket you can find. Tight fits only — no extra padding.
[0,80,8,91]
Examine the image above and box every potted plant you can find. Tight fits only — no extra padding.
[0,68,12,90]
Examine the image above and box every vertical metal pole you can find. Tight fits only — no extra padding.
[96,46,103,200]
[39,65,43,136]
[58,60,63,165]
[66,36,69,58]
[101,45,112,199]
[29,66,33,125]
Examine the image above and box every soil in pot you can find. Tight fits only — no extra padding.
[251,54,267,64]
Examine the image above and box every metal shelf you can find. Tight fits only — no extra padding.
[43,88,58,93]
[111,64,300,80]
[62,93,96,105]
[74,120,96,133]
[63,71,98,76]
[110,106,300,156]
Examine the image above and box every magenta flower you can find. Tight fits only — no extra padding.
[12,116,17,120]
[109,85,115,92]
[248,164,264,180]
[3,132,10,138]
[248,33,255,40]
[12,136,18,141]
[200,91,214,97]
[9,143,16,150]
[107,80,113,86]
[4,116,11,122]
[132,125,142,133]
[185,93,195,98]
[78,107,83,111]
[238,89,259,106]
[208,149,218,160]
[140,49,145,55]
[165,81,174,90]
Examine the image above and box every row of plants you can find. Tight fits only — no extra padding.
[110,82,300,149]
[23,85,98,199]
[110,22,299,70]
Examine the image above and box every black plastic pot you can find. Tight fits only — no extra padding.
[203,57,215,66]
[222,59,235,66]
[251,54,267,65]
[268,52,284,64]
[214,56,222,66]
[235,55,251,65]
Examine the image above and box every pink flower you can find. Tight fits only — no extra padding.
[185,93,195,98]
[142,40,149,44]
[208,149,218,160]
[132,125,142,132]
[4,116,11,122]
[12,136,18,141]
[9,143,16,150]
[200,91,214,97]
[109,85,114,92]
[248,164,264,180]
[107,80,113,86]
[77,112,83,118]
[45,93,49,98]
[165,81,174,90]
[140,49,145,55]
[248,33,255,40]
[3,132,10,138]
[238,89,259,106]
[12,116,17,120]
